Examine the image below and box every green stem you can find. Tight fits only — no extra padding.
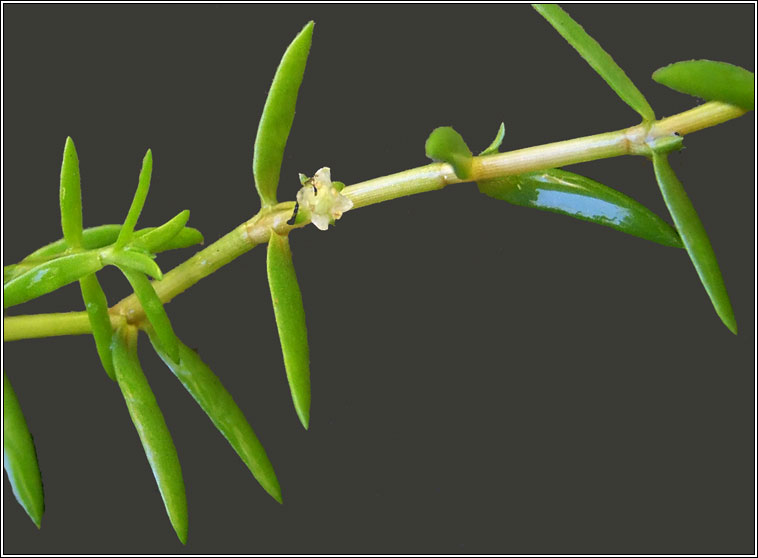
[4,312,125,342]
[3,101,746,341]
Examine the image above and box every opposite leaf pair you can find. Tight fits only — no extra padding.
[532,3,750,334]
[4,138,206,533]
[111,325,282,544]
[252,21,316,430]
[425,4,753,334]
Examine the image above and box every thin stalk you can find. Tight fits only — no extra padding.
[3,101,746,341]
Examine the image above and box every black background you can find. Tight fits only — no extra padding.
[2,4,755,555]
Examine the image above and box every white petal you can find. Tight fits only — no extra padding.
[311,214,330,231]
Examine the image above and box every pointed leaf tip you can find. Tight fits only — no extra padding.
[60,136,83,248]
[478,168,683,248]
[111,326,188,544]
[117,149,154,247]
[533,3,655,122]
[148,332,283,502]
[651,152,737,334]
[479,123,505,156]
[266,232,311,429]
[3,372,45,528]
[253,21,314,207]
[132,210,191,253]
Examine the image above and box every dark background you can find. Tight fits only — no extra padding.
[2,4,754,555]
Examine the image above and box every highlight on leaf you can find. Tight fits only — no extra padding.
[478,168,683,248]
[266,231,311,429]
[653,60,755,111]
[59,137,83,249]
[4,251,104,309]
[425,126,474,180]
[116,149,153,248]
[651,152,737,334]
[253,21,314,207]
[3,371,44,529]
[111,326,188,544]
[532,4,655,122]
[148,331,282,503]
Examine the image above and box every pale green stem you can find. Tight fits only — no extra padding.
[3,101,746,341]
[4,312,125,342]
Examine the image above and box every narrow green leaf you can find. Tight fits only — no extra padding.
[7,226,201,286]
[4,265,21,285]
[118,268,180,362]
[22,224,202,264]
[479,123,506,156]
[59,137,83,249]
[146,226,204,252]
[533,4,656,122]
[478,169,683,248]
[111,326,188,544]
[266,232,311,429]
[3,371,44,528]
[148,331,282,504]
[4,251,103,309]
[116,149,153,247]
[78,274,116,380]
[253,21,314,207]
[131,210,190,253]
[105,249,164,281]
[23,225,123,262]
[651,152,737,334]
[425,126,474,180]
[653,60,755,111]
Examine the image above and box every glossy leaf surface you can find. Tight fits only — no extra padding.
[653,59,754,111]
[148,331,282,503]
[4,251,103,309]
[3,371,44,528]
[651,152,737,334]
[111,327,188,544]
[116,149,153,247]
[59,137,83,248]
[266,232,311,429]
[131,210,190,253]
[253,21,314,206]
[478,169,683,247]
[106,249,164,281]
[79,273,116,380]
[479,123,505,156]
[425,126,474,180]
[533,4,655,122]
[118,269,180,362]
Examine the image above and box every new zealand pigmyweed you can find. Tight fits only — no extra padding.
[3,4,754,554]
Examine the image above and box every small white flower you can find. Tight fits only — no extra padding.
[296,167,353,231]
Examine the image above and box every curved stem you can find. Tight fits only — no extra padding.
[3,101,746,341]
